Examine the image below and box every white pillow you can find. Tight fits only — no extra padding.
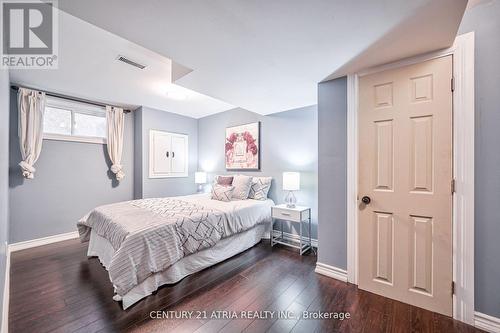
[231,175,253,200]
[211,184,234,202]
[248,177,272,200]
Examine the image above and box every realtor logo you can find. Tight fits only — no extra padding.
[1,0,58,68]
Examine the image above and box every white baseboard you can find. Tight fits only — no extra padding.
[8,231,79,252]
[475,312,500,333]
[315,262,348,282]
[2,243,10,333]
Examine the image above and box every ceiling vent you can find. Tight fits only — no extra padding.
[116,55,147,70]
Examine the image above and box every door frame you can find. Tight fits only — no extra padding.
[346,32,475,324]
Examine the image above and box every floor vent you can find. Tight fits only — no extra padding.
[116,55,146,70]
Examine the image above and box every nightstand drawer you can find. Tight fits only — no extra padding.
[272,207,309,222]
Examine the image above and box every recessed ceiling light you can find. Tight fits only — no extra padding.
[156,83,192,101]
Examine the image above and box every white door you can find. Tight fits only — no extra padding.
[171,135,187,174]
[152,131,171,175]
[358,56,453,316]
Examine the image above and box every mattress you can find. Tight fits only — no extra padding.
[88,223,268,309]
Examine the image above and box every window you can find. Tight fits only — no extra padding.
[43,97,107,144]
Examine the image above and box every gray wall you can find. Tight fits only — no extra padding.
[8,91,135,243]
[317,77,348,269]
[459,0,500,318]
[135,106,198,199]
[0,69,10,331]
[198,106,318,238]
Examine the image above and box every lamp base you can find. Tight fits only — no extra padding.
[284,191,297,208]
[197,184,204,193]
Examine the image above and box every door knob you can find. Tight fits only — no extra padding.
[361,196,371,204]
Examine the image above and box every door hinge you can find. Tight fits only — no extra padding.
[451,77,455,92]
[452,281,455,295]
[451,179,456,194]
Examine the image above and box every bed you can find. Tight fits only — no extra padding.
[77,193,274,309]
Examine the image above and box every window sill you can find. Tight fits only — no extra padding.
[148,173,189,179]
[43,133,107,145]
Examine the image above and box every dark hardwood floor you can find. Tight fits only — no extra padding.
[9,239,482,333]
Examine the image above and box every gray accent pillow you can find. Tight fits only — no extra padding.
[211,184,234,202]
[231,175,253,200]
[248,177,272,200]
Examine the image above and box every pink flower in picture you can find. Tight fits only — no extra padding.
[227,133,237,144]
[247,142,257,155]
[225,122,260,170]
[225,142,233,153]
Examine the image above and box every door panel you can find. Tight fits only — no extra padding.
[374,120,394,191]
[171,135,187,174]
[152,132,171,175]
[410,215,433,295]
[358,56,453,316]
[410,116,433,193]
[373,211,394,284]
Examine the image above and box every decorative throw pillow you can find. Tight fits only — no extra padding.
[215,175,234,186]
[231,175,253,200]
[211,184,234,202]
[248,177,272,200]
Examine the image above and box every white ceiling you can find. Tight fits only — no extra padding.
[9,7,234,118]
[11,1,468,118]
[325,0,469,80]
[56,0,467,115]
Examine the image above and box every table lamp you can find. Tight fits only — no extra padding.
[195,172,207,193]
[283,172,300,208]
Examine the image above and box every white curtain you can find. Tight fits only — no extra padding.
[106,106,125,180]
[18,88,46,179]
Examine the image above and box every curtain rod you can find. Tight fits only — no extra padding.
[10,85,132,113]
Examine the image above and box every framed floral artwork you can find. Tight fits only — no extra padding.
[225,122,260,170]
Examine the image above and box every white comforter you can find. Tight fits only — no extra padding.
[77,194,273,296]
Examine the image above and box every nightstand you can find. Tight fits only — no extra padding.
[271,204,314,255]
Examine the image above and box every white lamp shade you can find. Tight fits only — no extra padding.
[283,172,300,191]
[195,172,207,184]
